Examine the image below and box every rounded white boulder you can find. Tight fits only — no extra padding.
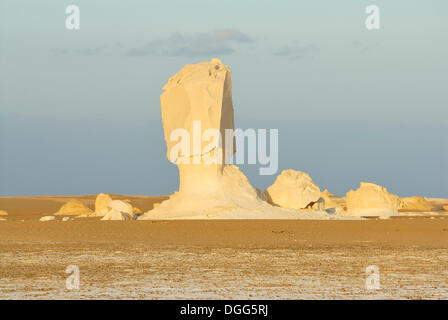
[346,182,399,217]
[265,170,321,210]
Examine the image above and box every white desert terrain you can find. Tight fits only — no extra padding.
[0,198,447,299]
[1,59,447,299]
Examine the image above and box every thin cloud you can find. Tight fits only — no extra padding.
[51,44,122,56]
[274,41,319,59]
[127,29,253,57]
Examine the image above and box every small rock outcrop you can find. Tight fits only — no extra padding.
[101,200,133,221]
[265,170,321,210]
[346,182,399,216]
[399,196,432,211]
[55,200,93,216]
[92,193,113,216]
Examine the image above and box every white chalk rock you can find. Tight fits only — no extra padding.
[40,216,56,221]
[101,200,133,221]
[399,196,432,211]
[161,57,235,166]
[56,199,93,216]
[0,210,8,216]
[91,193,113,216]
[158,58,236,200]
[101,209,132,221]
[108,200,133,214]
[62,217,71,221]
[265,170,321,210]
[346,182,400,217]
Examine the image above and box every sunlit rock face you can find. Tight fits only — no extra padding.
[346,182,400,217]
[101,200,133,221]
[265,170,321,210]
[161,58,234,163]
[55,199,92,216]
[160,58,235,196]
[92,193,113,217]
[399,196,432,211]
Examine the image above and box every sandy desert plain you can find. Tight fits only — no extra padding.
[0,194,448,299]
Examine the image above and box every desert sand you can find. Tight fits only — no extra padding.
[1,195,448,299]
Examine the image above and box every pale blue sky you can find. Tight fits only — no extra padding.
[1,0,447,197]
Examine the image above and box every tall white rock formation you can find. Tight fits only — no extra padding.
[138,59,334,220]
